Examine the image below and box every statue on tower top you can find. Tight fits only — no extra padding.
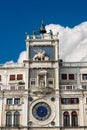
[39,20,47,34]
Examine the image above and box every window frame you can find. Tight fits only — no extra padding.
[71,98,79,104]
[61,98,69,104]
[69,74,74,80]
[14,98,20,105]
[48,78,54,86]
[61,98,79,104]
[61,74,67,80]
[17,74,23,80]
[66,85,72,90]
[6,111,12,126]
[30,78,36,86]
[71,111,78,126]
[7,98,13,105]
[63,111,70,127]
[14,111,20,126]
[59,85,65,90]
[81,73,87,82]
[0,75,1,81]
[9,75,15,81]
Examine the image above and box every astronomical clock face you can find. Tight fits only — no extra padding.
[29,100,55,126]
[30,46,55,61]
[32,102,51,121]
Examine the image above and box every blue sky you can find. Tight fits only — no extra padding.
[0,0,87,63]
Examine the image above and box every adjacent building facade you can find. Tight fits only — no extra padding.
[0,22,87,130]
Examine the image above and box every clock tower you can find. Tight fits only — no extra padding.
[25,21,60,130]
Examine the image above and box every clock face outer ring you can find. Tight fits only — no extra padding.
[32,102,51,121]
[30,99,55,126]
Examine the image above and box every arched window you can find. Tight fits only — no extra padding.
[6,111,12,126]
[63,111,70,126]
[14,111,20,126]
[71,111,78,126]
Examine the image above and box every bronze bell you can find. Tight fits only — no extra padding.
[40,21,46,34]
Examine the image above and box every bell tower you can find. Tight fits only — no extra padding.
[25,21,60,130]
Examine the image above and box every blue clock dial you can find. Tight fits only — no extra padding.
[32,102,51,121]
[36,106,47,117]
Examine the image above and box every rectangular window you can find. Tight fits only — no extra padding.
[72,98,79,104]
[48,79,53,86]
[0,75,1,81]
[69,74,74,80]
[10,75,15,81]
[61,74,67,80]
[18,86,24,90]
[61,98,69,104]
[59,85,65,90]
[82,85,86,89]
[7,98,12,105]
[30,79,36,86]
[61,98,79,104]
[48,80,53,85]
[10,86,15,90]
[17,74,23,80]
[71,98,77,104]
[86,98,87,104]
[31,80,35,85]
[14,98,20,105]
[66,85,72,90]
[82,74,87,80]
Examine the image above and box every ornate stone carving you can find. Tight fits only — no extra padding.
[33,49,49,61]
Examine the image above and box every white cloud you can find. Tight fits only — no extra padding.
[17,21,87,63]
[17,51,26,63]
[5,60,14,64]
[46,21,87,62]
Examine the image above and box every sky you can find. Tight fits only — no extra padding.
[0,0,87,63]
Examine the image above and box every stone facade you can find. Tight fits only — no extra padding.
[0,23,87,130]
